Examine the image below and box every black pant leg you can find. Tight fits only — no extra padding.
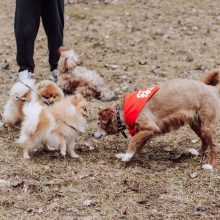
[14,0,41,73]
[41,0,64,71]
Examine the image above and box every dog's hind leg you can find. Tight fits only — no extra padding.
[190,116,218,170]
[189,118,208,156]
[59,138,67,158]
[116,130,155,162]
[199,123,218,170]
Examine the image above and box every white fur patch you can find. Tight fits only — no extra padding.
[10,79,35,97]
[22,102,42,134]
[188,148,199,156]
[115,152,134,162]
[74,66,104,87]
[202,164,213,170]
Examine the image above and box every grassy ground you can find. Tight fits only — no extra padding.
[1,0,220,219]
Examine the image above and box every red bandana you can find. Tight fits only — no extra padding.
[124,86,159,136]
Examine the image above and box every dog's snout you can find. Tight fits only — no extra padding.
[93,131,102,139]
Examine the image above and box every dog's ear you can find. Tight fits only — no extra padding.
[71,93,84,105]
[99,108,114,124]
[76,59,83,66]
[58,56,68,73]
[58,45,69,54]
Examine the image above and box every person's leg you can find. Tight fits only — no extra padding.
[41,0,64,73]
[14,0,41,74]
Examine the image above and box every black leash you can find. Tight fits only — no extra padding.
[0,68,50,106]
[64,121,78,133]
[115,104,127,138]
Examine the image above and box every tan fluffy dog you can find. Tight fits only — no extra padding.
[57,46,115,101]
[18,94,88,160]
[94,70,220,170]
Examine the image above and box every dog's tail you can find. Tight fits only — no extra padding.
[17,102,42,144]
[202,70,220,90]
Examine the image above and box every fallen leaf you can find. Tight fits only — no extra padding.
[10,176,24,187]
[83,199,96,206]
[0,179,10,187]
[78,173,91,179]
[48,201,59,211]
[191,139,198,144]
[104,63,118,70]
[137,200,149,205]
[189,172,197,179]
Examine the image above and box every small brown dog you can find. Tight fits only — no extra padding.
[57,46,115,101]
[94,70,220,170]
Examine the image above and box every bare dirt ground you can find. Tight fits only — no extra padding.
[1,0,220,219]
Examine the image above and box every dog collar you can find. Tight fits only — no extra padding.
[64,121,78,133]
[116,104,127,138]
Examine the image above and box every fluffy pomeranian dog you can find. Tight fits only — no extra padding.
[57,46,115,101]
[2,79,35,127]
[2,80,64,128]
[32,80,64,105]
[94,70,220,170]
[18,93,88,160]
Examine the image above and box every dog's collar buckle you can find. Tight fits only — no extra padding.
[116,104,127,138]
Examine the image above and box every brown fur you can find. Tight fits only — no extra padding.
[58,74,100,98]
[95,71,220,169]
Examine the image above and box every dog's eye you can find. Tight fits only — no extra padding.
[42,95,49,99]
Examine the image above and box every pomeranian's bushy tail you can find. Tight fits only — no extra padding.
[17,102,42,144]
[202,70,220,90]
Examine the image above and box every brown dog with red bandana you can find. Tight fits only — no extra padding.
[94,70,220,170]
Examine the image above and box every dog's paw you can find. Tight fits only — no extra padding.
[23,155,30,160]
[115,153,125,160]
[46,145,56,152]
[115,152,134,162]
[61,150,66,158]
[69,152,80,158]
[188,148,199,156]
[202,164,213,171]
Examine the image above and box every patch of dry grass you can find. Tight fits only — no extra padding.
[1,0,220,219]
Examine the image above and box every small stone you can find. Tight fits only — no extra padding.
[191,139,198,144]
[189,172,197,179]
[83,199,96,206]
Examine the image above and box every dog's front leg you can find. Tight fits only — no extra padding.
[59,138,67,157]
[67,140,80,158]
[116,130,155,162]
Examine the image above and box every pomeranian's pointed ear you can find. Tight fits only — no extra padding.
[71,93,84,105]
[76,59,83,66]
[58,45,69,54]
[58,56,68,73]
